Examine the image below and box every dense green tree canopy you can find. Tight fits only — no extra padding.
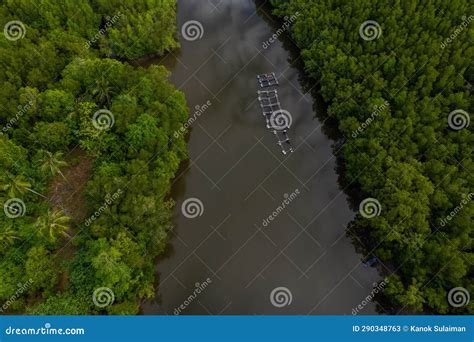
[0,0,187,314]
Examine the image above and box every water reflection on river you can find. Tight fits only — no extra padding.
[141,0,381,315]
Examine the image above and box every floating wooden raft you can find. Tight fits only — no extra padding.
[257,72,279,88]
[274,130,294,155]
[257,89,280,128]
[256,73,294,155]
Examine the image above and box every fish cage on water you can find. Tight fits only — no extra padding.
[256,73,294,155]
[257,72,279,88]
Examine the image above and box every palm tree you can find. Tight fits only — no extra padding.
[92,74,114,107]
[0,173,31,197]
[0,172,45,198]
[0,173,46,199]
[39,150,68,182]
[36,210,71,243]
[0,223,19,251]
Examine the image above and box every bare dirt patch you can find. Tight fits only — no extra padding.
[47,148,95,291]
[47,148,94,224]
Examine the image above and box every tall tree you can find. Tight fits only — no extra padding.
[38,150,68,181]
[36,210,71,243]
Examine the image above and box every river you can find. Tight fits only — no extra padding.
[141,0,381,315]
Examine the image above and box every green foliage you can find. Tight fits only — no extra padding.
[37,150,68,179]
[76,102,118,155]
[37,89,75,122]
[25,246,59,295]
[271,0,473,313]
[0,223,19,251]
[0,136,28,169]
[32,122,73,151]
[0,258,25,310]
[26,293,91,315]
[36,210,71,244]
[92,0,179,59]
[0,173,32,198]
[0,0,187,315]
